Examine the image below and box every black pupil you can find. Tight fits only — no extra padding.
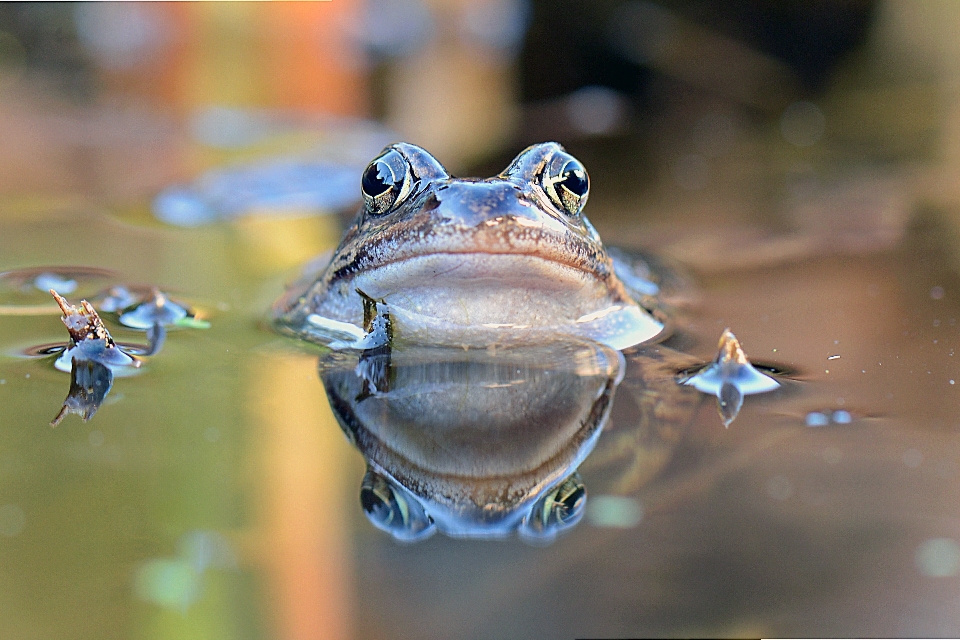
[559,166,588,197]
[362,160,397,197]
[360,488,391,521]
[558,486,585,520]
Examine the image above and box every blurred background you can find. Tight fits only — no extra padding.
[3,1,960,639]
[0,1,957,227]
[0,0,960,244]
[3,0,960,268]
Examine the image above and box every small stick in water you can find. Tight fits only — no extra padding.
[681,328,780,427]
[47,289,137,426]
[50,289,116,348]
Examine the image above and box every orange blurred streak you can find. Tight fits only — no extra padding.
[94,3,195,111]
[259,1,368,115]
[251,353,354,640]
[96,1,366,116]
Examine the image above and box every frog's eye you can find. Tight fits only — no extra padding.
[518,473,586,542]
[361,149,414,216]
[541,154,589,217]
[359,469,435,541]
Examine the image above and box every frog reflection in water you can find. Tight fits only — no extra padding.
[272,142,663,350]
[318,325,707,541]
[275,143,778,541]
[320,338,633,541]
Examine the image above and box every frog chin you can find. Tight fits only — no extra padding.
[353,252,616,314]
[348,252,664,349]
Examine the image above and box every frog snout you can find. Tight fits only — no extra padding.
[431,181,552,229]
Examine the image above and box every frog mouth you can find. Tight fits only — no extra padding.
[274,228,664,350]
[350,252,620,299]
[336,217,617,285]
[275,248,663,350]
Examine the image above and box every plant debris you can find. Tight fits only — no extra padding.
[51,289,117,348]
[50,359,113,427]
[48,289,138,426]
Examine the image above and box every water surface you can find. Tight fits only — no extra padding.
[1,184,959,640]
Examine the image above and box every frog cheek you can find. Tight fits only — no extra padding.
[359,469,436,541]
[518,473,587,543]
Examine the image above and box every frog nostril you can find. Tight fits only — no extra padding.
[422,193,440,212]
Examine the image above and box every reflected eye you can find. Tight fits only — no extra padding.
[541,154,589,217]
[359,469,435,541]
[361,149,414,216]
[519,473,586,542]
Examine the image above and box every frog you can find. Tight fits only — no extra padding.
[271,143,785,542]
[272,142,665,350]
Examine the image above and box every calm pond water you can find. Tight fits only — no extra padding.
[5,0,960,636]
[1,155,960,640]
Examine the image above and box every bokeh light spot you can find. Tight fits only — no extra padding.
[134,558,202,611]
[903,448,923,468]
[587,495,644,528]
[916,538,960,578]
[566,86,626,136]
